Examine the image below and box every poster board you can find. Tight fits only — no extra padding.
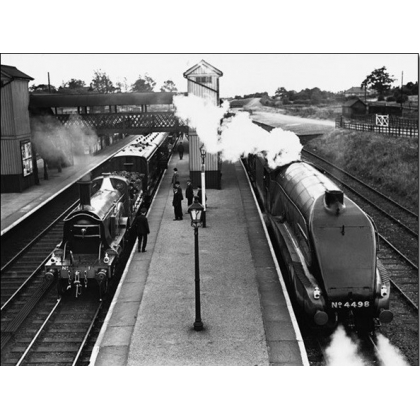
[20,140,33,177]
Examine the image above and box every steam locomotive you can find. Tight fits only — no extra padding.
[44,132,172,299]
[245,154,393,331]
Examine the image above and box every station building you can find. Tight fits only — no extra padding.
[1,65,35,193]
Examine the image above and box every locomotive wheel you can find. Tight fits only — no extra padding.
[57,279,67,297]
[99,278,109,300]
[325,312,338,331]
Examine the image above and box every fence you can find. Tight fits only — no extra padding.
[336,116,418,138]
[351,114,418,129]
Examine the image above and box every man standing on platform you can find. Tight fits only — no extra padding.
[172,181,184,220]
[135,208,150,252]
[171,167,179,187]
[178,141,184,160]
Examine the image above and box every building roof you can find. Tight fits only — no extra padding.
[183,60,223,77]
[1,64,33,81]
[29,92,185,108]
[344,86,366,94]
[343,98,366,107]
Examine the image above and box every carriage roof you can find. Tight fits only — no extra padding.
[114,132,167,160]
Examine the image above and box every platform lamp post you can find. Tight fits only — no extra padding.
[200,145,207,228]
[188,198,205,331]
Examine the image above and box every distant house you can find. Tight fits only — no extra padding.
[407,95,418,104]
[344,86,374,98]
[342,98,367,118]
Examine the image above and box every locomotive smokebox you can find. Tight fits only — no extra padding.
[78,173,92,208]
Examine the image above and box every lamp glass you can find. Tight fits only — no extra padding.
[188,201,204,227]
[191,209,202,223]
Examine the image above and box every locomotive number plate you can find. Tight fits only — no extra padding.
[330,301,370,309]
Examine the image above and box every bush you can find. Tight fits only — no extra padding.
[396,94,409,104]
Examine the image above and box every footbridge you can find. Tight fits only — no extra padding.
[29,92,189,134]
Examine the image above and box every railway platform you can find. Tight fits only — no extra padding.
[1,135,138,236]
[91,149,309,366]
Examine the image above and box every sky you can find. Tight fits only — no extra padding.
[2,53,418,98]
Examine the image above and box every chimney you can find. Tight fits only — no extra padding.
[78,173,92,208]
[325,190,343,206]
[325,190,344,215]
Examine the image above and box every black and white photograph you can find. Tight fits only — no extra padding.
[1,3,418,419]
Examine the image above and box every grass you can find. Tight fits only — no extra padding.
[281,104,342,121]
[305,129,419,211]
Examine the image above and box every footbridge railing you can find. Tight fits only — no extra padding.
[55,112,188,134]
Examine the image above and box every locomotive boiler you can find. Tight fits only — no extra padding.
[246,154,393,331]
[45,132,172,299]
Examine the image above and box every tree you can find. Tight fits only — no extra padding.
[29,83,57,93]
[361,66,395,98]
[131,74,156,92]
[59,78,87,94]
[310,88,323,105]
[160,80,178,92]
[275,87,288,97]
[115,77,130,93]
[63,79,86,89]
[90,70,116,93]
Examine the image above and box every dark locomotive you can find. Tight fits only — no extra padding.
[44,132,172,299]
[245,154,393,331]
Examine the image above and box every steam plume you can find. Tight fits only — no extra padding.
[31,114,99,165]
[173,95,302,168]
[375,333,409,366]
[325,325,366,366]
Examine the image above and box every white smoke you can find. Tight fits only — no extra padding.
[173,95,228,154]
[375,333,409,366]
[31,114,99,165]
[325,325,366,366]
[173,95,302,168]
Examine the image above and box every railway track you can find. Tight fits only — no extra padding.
[1,184,79,268]
[2,288,103,366]
[1,195,81,352]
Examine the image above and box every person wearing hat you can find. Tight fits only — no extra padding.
[185,179,194,210]
[135,208,150,252]
[172,181,184,220]
[171,167,179,187]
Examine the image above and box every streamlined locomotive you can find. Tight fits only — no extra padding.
[246,155,393,331]
[45,132,172,299]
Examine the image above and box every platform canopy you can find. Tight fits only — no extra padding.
[29,92,187,108]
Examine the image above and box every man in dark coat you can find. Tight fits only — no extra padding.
[172,181,183,220]
[136,208,150,252]
[178,141,184,160]
[171,168,179,187]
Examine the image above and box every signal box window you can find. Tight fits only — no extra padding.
[196,76,212,84]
